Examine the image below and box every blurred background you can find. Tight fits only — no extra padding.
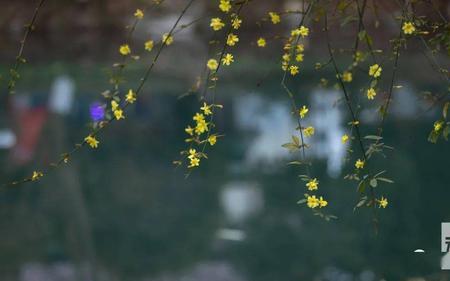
[0,0,450,280]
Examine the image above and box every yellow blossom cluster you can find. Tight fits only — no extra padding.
[282,26,308,76]
[181,103,223,169]
[306,195,328,209]
[300,177,328,209]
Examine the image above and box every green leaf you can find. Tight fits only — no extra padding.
[364,135,382,140]
[428,130,439,144]
[443,102,449,119]
[357,180,366,193]
[377,177,394,183]
[282,143,299,152]
[354,196,367,211]
[443,125,449,141]
[358,30,366,41]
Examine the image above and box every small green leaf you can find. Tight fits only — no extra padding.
[282,143,299,152]
[357,180,366,193]
[364,135,382,140]
[377,177,394,183]
[443,125,449,141]
[443,102,449,119]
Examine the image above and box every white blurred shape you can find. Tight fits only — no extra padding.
[48,76,75,115]
[310,90,346,177]
[234,94,295,168]
[442,251,450,270]
[0,129,16,149]
[220,181,263,224]
[216,228,246,241]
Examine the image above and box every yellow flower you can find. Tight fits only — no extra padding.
[306,178,319,191]
[268,12,280,24]
[367,88,377,100]
[378,196,388,208]
[295,54,304,62]
[188,148,197,159]
[226,33,239,46]
[355,159,365,169]
[303,126,315,137]
[231,16,242,29]
[222,53,234,66]
[342,71,352,82]
[369,64,382,78]
[31,171,43,181]
[201,102,212,115]
[114,109,125,120]
[318,196,328,208]
[185,126,194,136]
[292,26,309,37]
[195,120,208,134]
[144,40,154,51]
[162,33,173,45]
[119,44,131,56]
[299,105,309,118]
[207,59,219,71]
[282,53,291,62]
[289,65,299,76]
[208,135,217,145]
[210,18,225,31]
[307,195,320,208]
[296,44,304,53]
[193,113,205,122]
[111,100,119,111]
[134,9,144,19]
[126,89,136,104]
[219,0,231,13]
[402,22,416,35]
[299,26,309,37]
[257,37,266,47]
[341,134,349,144]
[434,120,444,132]
[189,157,200,168]
[189,149,198,159]
[85,135,99,148]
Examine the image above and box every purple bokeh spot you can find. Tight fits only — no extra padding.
[90,102,105,122]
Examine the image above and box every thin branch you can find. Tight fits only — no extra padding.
[7,0,47,94]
